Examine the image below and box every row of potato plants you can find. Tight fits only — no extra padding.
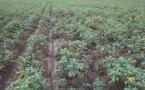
[6,3,50,90]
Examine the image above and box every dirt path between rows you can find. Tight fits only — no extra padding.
[44,29,60,90]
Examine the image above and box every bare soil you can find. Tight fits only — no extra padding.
[43,29,60,90]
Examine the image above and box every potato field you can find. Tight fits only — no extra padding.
[0,0,145,90]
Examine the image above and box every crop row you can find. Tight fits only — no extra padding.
[5,3,50,90]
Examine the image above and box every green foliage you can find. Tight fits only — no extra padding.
[2,20,23,48]
[28,34,48,49]
[0,49,12,62]
[124,86,139,90]
[93,78,104,90]
[69,87,76,90]
[100,57,145,89]
[1,0,145,90]
[18,54,36,67]
[59,48,85,77]
[6,67,48,90]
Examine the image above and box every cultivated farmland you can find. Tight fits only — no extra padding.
[0,0,145,90]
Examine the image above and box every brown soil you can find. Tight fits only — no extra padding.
[43,29,60,90]
[0,62,19,89]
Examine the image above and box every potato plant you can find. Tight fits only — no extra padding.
[6,67,48,90]
[97,57,145,89]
